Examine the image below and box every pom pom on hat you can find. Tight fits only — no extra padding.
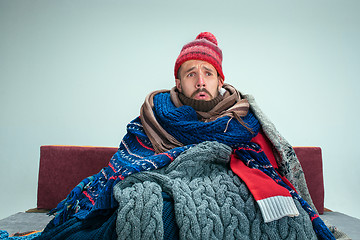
[174,32,224,82]
[196,32,218,45]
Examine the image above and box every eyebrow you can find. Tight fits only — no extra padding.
[203,66,215,72]
[184,66,215,74]
[184,67,196,74]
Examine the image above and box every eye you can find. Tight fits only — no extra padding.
[187,72,195,77]
[206,72,213,76]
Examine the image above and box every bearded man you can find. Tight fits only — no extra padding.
[36,32,335,240]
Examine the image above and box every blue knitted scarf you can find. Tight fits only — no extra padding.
[152,92,260,146]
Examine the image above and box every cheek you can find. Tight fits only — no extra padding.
[179,79,193,93]
[179,82,197,98]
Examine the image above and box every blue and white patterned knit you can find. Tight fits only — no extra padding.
[50,117,191,226]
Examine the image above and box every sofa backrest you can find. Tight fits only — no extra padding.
[37,145,117,210]
[293,147,324,214]
[37,145,324,214]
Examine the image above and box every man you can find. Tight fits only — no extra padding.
[36,32,335,240]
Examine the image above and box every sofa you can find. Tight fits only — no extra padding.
[3,145,360,239]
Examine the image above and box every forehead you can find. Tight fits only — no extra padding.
[180,60,217,72]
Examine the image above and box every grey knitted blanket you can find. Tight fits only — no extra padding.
[113,141,317,240]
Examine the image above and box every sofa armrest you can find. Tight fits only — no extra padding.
[293,147,324,214]
[37,145,118,210]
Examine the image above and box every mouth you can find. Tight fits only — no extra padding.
[194,92,210,100]
[191,88,212,100]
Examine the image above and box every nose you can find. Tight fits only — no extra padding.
[196,74,206,88]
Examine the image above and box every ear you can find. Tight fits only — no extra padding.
[175,78,182,92]
[218,76,224,90]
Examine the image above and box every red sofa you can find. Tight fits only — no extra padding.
[37,145,325,214]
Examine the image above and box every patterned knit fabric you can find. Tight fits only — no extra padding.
[113,141,318,240]
[43,90,335,240]
[244,94,314,206]
[174,32,224,81]
[151,93,334,240]
[233,144,335,240]
[153,92,260,146]
[48,91,259,226]
[49,117,191,226]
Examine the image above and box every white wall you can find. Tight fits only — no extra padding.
[1,0,359,220]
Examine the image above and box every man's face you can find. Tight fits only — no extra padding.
[176,60,224,101]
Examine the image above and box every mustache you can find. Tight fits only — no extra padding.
[191,88,213,99]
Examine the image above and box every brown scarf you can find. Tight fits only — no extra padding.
[140,84,250,153]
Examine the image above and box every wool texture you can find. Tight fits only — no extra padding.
[115,181,164,239]
[244,94,316,210]
[48,117,191,226]
[148,92,334,239]
[152,92,260,147]
[40,87,336,240]
[113,141,318,240]
[232,144,335,239]
[174,32,224,81]
[34,209,117,240]
[140,84,251,153]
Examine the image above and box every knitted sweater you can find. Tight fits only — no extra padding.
[113,141,317,240]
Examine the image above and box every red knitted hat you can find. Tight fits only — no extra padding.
[174,32,224,82]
